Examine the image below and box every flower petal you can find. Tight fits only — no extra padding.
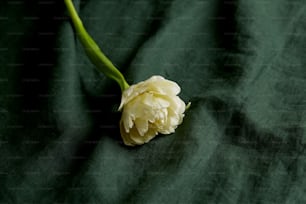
[134,118,148,136]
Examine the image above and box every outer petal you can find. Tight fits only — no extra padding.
[118,75,181,111]
[120,120,137,146]
[120,122,158,146]
[145,76,181,96]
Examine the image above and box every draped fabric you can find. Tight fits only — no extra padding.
[1,0,306,203]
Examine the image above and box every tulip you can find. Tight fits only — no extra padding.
[119,76,187,146]
[64,0,189,146]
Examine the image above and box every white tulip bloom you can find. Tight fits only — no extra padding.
[118,76,187,146]
[64,1,189,147]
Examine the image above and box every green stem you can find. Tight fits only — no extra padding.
[64,0,129,91]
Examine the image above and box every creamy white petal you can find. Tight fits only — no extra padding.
[134,118,148,136]
[149,80,181,95]
[120,121,137,146]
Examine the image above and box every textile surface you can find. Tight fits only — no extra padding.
[1,0,306,203]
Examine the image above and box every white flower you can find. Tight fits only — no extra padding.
[118,75,187,146]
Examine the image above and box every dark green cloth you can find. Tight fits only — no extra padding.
[1,0,306,203]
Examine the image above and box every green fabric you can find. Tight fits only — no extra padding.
[1,0,306,203]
